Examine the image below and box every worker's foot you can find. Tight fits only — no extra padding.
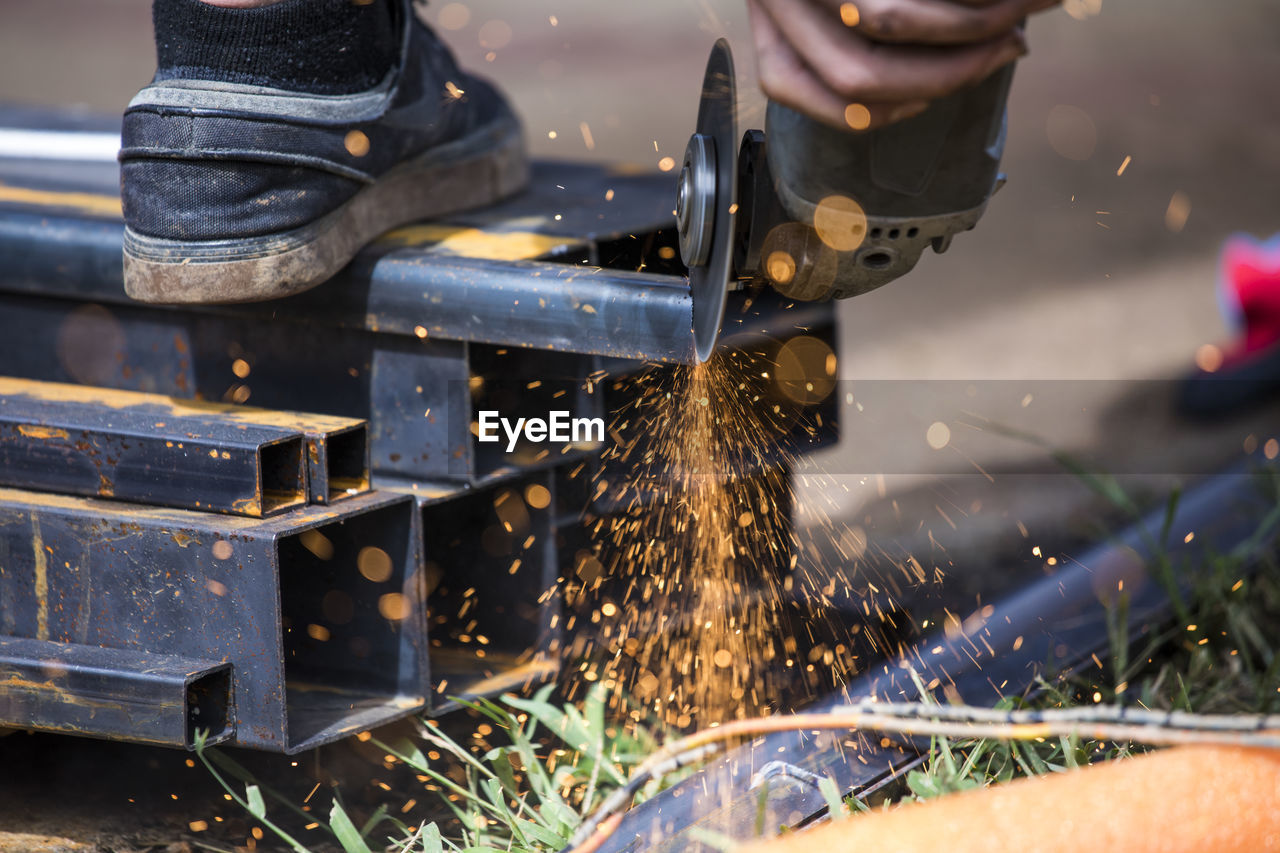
[119,0,527,304]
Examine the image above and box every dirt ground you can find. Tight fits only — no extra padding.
[1,0,1279,849]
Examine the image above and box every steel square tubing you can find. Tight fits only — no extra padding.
[0,210,694,362]
[0,636,233,749]
[0,376,369,507]
[0,487,427,752]
[376,471,563,711]
[156,402,371,506]
[0,296,455,481]
[464,345,606,482]
[0,376,307,517]
[0,147,690,360]
[299,254,694,363]
[202,410,368,506]
[300,421,369,504]
[0,294,606,486]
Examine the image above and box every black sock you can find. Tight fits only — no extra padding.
[152,0,399,95]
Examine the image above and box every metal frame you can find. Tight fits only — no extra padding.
[0,108,852,753]
[0,487,426,752]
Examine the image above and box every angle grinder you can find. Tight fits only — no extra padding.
[678,39,1016,362]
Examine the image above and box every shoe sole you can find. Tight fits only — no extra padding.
[122,118,527,304]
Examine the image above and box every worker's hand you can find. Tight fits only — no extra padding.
[748,0,1059,130]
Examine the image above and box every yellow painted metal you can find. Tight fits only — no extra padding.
[0,181,122,218]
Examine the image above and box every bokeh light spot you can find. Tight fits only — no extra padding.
[478,19,512,50]
[436,2,470,30]
[378,592,410,621]
[1194,343,1223,373]
[357,546,394,582]
[926,421,951,450]
[344,129,370,157]
[574,550,603,583]
[774,336,837,405]
[1045,104,1096,161]
[524,483,552,510]
[844,103,871,130]
[1166,191,1192,233]
[813,195,867,252]
[766,250,796,285]
[57,305,125,386]
[494,489,531,535]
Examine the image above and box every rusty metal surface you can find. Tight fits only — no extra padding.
[0,375,371,508]
[0,636,232,749]
[0,376,308,517]
[314,254,693,363]
[0,284,832,491]
[302,422,370,505]
[593,462,1275,851]
[0,295,614,486]
[0,207,694,361]
[0,487,428,752]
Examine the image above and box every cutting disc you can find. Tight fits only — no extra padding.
[680,39,738,363]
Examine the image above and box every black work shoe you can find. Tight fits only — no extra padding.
[119,0,527,304]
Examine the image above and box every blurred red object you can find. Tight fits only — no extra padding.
[1218,233,1280,366]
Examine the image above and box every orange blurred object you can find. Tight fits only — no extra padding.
[739,746,1280,853]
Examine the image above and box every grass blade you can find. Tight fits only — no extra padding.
[330,800,376,853]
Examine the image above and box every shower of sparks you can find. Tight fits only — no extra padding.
[561,338,913,729]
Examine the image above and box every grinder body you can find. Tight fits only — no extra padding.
[736,64,1016,302]
[678,40,1017,361]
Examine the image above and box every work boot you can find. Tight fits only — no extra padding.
[119,0,527,304]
